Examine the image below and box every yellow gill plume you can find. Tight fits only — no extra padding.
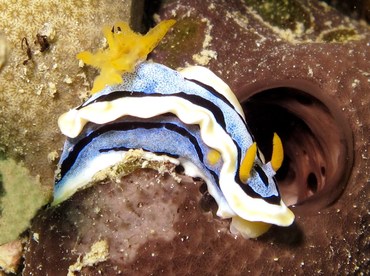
[271,132,284,172]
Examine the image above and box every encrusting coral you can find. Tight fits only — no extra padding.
[0,0,135,187]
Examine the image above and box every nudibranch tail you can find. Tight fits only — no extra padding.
[239,142,257,183]
[271,132,284,172]
[230,216,272,239]
[76,19,176,94]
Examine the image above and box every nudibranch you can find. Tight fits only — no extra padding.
[54,20,294,238]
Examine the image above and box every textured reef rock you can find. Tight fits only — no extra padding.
[5,0,370,275]
[0,0,142,184]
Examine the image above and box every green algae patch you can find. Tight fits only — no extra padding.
[0,159,50,245]
[245,0,312,32]
[157,17,206,68]
[319,28,361,43]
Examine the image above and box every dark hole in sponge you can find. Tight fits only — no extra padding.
[175,164,185,174]
[307,173,318,193]
[238,82,353,214]
[321,166,326,176]
[199,182,208,194]
[199,182,218,215]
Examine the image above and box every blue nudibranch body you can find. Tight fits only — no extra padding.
[56,62,294,238]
